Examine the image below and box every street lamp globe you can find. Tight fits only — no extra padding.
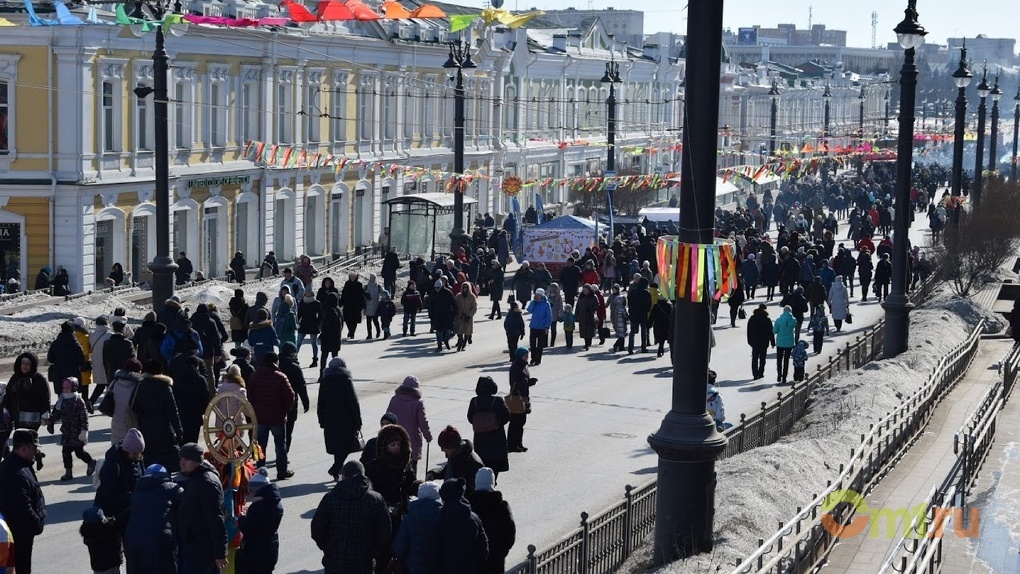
[893,0,926,50]
[1014,85,1020,104]
[769,80,780,97]
[991,78,1003,102]
[859,85,866,101]
[952,55,973,88]
[823,83,832,99]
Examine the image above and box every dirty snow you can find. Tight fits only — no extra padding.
[622,294,992,573]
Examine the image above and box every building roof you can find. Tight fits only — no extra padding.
[531,215,597,230]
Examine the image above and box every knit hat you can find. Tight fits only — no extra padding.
[124,358,142,373]
[82,506,106,525]
[143,311,156,323]
[437,425,462,449]
[534,288,545,297]
[73,317,86,328]
[249,467,271,489]
[747,253,755,261]
[434,279,444,289]
[262,352,279,365]
[256,308,270,322]
[439,478,466,502]
[280,341,298,358]
[180,442,206,463]
[341,460,365,478]
[145,464,167,476]
[401,376,420,389]
[515,347,530,359]
[381,412,399,425]
[122,428,145,454]
[230,346,252,358]
[475,467,495,492]
[417,481,442,500]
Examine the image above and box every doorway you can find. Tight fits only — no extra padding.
[95,220,113,286]
[354,187,365,248]
[204,206,219,278]
[131,216,149,285]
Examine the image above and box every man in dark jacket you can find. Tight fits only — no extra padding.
[780,286,809,343]
[805,276,828,318]
[160,316,204,366]
[168,336,210,445]
[95,428,145,527]
[626,277,652,354]
[247,352,296,480]
[468,468,515,574]
[745,304,775,380]
[427,426,484,495]
[236,468,283,573]
[133,362,184,472]
[297,292,322,368]
[102,320,136,389]
[124,463,184,574]
[381,248,401,295]
[177,443,228,572]
[279,342,310,454]
[311,460,391,574]
[175,252,193,285]
[436,478,488,574]
[0,429,46,573]
[188,304,223,391]
[558,258,582,306]
[427,280,458,352]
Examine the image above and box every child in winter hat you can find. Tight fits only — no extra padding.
[80,506,123,574]
[248,467,271,491]
[503,302,526,356]
[50,377,96,481]
[417,480,442,500]
[475,467,496,492]
[122,428,145,457]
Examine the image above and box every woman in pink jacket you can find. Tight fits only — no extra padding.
[386,376,432,474]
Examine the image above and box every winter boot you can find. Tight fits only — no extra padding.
[60,468,73,481]
[87,459,97,477]
[309,358,318,369]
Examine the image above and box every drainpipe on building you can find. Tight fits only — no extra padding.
[48,39,56,279]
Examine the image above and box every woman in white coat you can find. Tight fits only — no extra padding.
[828,276,851,332]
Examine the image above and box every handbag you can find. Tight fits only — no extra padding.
[349,431,366,452]
[599,327,611,340]
[845,311,853,324]
[471,399,500,433]
[98,390,116,417]
[229,315,243,330]
[505,393,527,415]
[737,307,747,320]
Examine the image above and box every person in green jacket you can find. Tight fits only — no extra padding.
[274,295,298,346]
[772,305,798,384]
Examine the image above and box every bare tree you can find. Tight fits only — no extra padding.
[933,178,1020,296]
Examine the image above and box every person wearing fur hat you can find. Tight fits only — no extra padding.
[468,468,516,574]
[80,505,123,574]
[391,480,442,574]
[311,460,391,573]
[319,358,363,481]
[49,377,96,481]
[386,376,432,474]
[467,377,510,481]
[131,362,183,473]
[95,428,145,529]
[5,352,52,440]
[364,423,417,528]
[124,464,183,573]
[435,478,488,573]
[507,348,536,452]
[426,426,484,495]
[237,467,284,574]
[360,412,399,467]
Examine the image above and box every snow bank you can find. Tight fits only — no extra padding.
[623,296,988,573]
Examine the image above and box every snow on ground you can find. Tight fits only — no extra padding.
[622,292,998,573]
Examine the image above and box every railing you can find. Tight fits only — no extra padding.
[728,319,983,574]
[504,269,945,574]
[1003,343,1020,400]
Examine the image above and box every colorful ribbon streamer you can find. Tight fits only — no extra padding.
[656,237,738,302]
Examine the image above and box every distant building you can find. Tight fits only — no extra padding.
[946,35,1016,68]
[725,24,847,48]
[540,8,643,49]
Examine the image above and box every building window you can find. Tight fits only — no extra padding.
[174,83,188,148]
[136,94,151,151]
[357,79,375,144]
[307,84,320,143]
[209,82,225,147]
[102,81,116,152]
[382,88,395,141]
[239,83,257,143]
[0,82,8,154]
[331,72,348,145]
[402,88,413,141]
[276,84,292,144]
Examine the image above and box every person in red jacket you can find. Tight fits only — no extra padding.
[247,352,296,480]
[580,260,600,287]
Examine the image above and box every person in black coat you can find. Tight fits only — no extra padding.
[381,249,402,295]
[229,290,250,345]
[47,320,86,395]
[318,358,362,480]
[297,293,323,368]
[427,281,457,352]
[229,252,247,284]
[0,430,46,573]
[174,252,193,285]
[746,304,776,380]
[466,376,511,481]
[506,348,536,452]
[435,478,488,574]
[649,298,673,358]
[102,321,136,388]
[339,273,366,339]
[558,258,582,306]
[363,423,416,521]
[168,338,210,445]
[95,429,145,536]
[80,506,123,574]
[318,292,343,371]
[279,342,311,453]
[780,286,809,343]
[310,461,391,574]
[5,352,52,435]
[485,260,505,320]
[124,463,183,574]
[626,278,652,354]
[177,444,228,572]
[427,426,485,495]
[132,362,184,473]
[236,468,284,574]
[467,468,516,574]
[189,305,223,390]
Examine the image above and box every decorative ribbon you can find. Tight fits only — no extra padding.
[656,238,738,302]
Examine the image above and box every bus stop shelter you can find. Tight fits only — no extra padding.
[383,193,478,259]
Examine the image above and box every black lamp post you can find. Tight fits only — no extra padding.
[950,45,972,224]
[769,80,780,155]
[647,0,726,563]
[130,0,185,314]
[1012,85,1019,182]
[882,0,926,359]
[921,98,928,130]
[822,83,831,186]
[443,40,476,254]
[988,73,1002,174]
[857,85,866,175]
[885,89,891,131]
[601,60,622,173]
[972,65,990,207]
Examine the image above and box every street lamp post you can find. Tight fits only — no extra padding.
[443,40,476,255]
[130,0,186,314]
[921,98,927,130]
[973,65,990,207]
[769,80,780,155]
[601,61,622,238]
[883,0,926,359]
[647,0,726,563]
[858,85,866,175]
[822,84,831,186]
[1012,85,1020,182]
[988,73,1002,174]
[885,89,891,131]
[950,46,972,224]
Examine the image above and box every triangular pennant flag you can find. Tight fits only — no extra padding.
[382,0,411,18]
[281,0,319,23]
[449,14,478,32]
[410,4,445,18]
[317,0,356,21]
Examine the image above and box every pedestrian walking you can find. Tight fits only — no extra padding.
[364,424,416,534]
[874,253,892,302]
[857,249,874,302]
[49,377,96,481]
[381,248,402,295]
[546,283,563,347]
[727,279,746,328]
[506,348,536,452]
[435,478,488,574]
[390,481,442,574]
[426,426,484,494]
[297,291,322,368]
[0,429,45,574]
[808,306,830,354]
[467,468,516,574]
[562,303,576,350]
[318,358,363,481]
[526,289,552,365]
[575,285,598,350]
[124,463,184,574]
[236,468,284,574]
[177,443,228,573]
[627,277,652,353]
[228,290,250,348]
[746,304,775,380]
[310,460,391,574]
[168,336,211,445]
[132,362,183,473]
[319,292,343,369]
[48,320,87,397]
[378,290,397,340]
[607,284,629,352]
[467,376,511,482]
[485,261,504,320]
[386,376,432,476]
[339,273,367,339]
[400,281,423,336]
[792,340,810,382]
[273,295,298,346]
[427,279,457,352]
[246,308,280,364]
[502,302,525,356]
[94,427,145,540]
[247,352,296,481]
[365,273,383,340]
[278,342,310,455]
[512,262,534,304]
[454,282,478,352]
[80,505,123,574]
[828,276,850,331]
[4,352,52,441]
[773,306,797,384]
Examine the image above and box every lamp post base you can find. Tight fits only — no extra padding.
[647,410,727,564]
[882,293,914,358]
[448,228,471,257]
[149,255,178,315]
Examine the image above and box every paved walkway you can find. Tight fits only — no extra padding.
[822,339,1012,573]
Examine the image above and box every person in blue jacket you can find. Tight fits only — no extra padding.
[159,316,204,365]
[390,481,442,574]
[237,467,284,574]
[123,464,183,574]
[246,308,280,364]
[525,288,552,366]
[435,478,488,574]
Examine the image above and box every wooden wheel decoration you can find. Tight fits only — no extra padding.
[202,392,258,464]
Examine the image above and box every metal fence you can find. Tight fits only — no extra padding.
[504,271,944,574]
[728,319,983,574]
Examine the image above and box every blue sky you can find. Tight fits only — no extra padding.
[469,0,1020,48]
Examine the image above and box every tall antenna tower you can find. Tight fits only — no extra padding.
[808,5,812,28]
[871,11,878,48]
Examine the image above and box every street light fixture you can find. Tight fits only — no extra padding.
[950,44,972,223]
[884,89,891,132]
[601,60,623,233]
[129,0,187,314]
[988,72,1002,174]
[769,80,780,155]
[822,83,831,186]
[973,64,990,206]
[883,0,926,359]
[857,85,866,175]
[443,40,476,255]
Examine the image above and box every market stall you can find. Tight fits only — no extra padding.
[522,215,597,276]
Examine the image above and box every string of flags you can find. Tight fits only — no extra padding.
[656,238,739,303]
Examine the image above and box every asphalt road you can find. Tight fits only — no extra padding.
[30,215,931,572]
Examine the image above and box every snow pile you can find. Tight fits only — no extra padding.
[184,284,237,311]
[623,297,988,573]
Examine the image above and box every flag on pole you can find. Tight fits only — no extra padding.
[607,184,616,241]
[534,193,545,225]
